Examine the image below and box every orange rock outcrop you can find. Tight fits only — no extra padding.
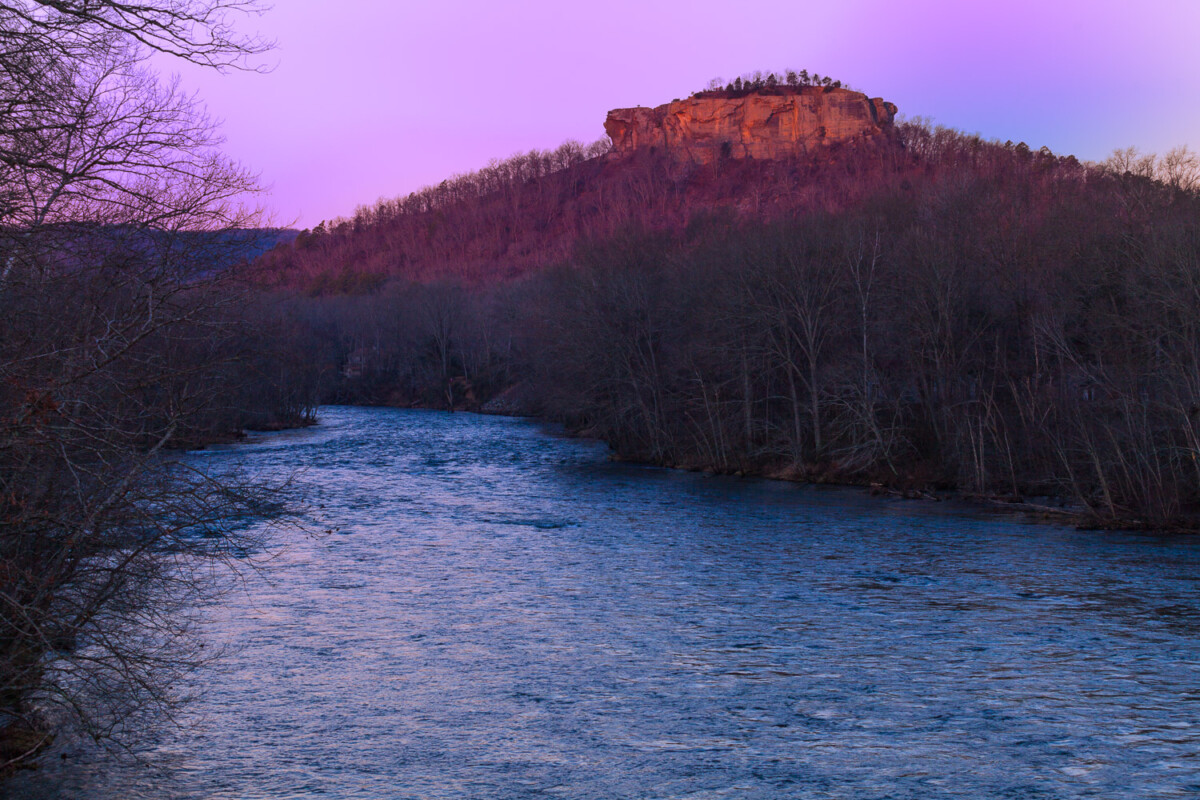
[604,87,897,163]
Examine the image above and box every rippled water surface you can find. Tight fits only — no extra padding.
[12,406,1200,799]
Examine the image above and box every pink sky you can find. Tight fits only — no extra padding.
[165,0,1200,228]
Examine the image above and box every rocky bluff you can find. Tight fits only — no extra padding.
[604,87,897,163]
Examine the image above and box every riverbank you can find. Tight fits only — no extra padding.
[353,390,1175,533]
[603,447,1129,533]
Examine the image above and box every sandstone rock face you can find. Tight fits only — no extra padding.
[604,88,897,164]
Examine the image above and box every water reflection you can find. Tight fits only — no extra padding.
[12,406,1200,799]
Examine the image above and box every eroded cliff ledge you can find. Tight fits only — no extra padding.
[604,87,898,163]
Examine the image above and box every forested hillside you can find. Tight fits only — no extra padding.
[253,101,1200,530]
[254,123,908,290]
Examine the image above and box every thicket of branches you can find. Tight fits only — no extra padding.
[0,0,315,774]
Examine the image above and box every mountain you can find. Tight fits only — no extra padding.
[252,86,906,292]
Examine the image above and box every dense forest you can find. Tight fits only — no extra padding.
[255,116,1200,532]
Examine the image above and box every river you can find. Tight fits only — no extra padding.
[11,406,1200,798]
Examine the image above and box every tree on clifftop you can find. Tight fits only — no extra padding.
[703,69,844,97]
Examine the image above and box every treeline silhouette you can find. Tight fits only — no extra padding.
[254,121,1200,530]
[697,68,846,96]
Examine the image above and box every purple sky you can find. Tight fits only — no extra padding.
[165,0,1200,228]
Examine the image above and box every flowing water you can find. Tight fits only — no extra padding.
[11,406,1200,799]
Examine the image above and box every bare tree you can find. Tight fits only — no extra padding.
[0,0,280,774]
